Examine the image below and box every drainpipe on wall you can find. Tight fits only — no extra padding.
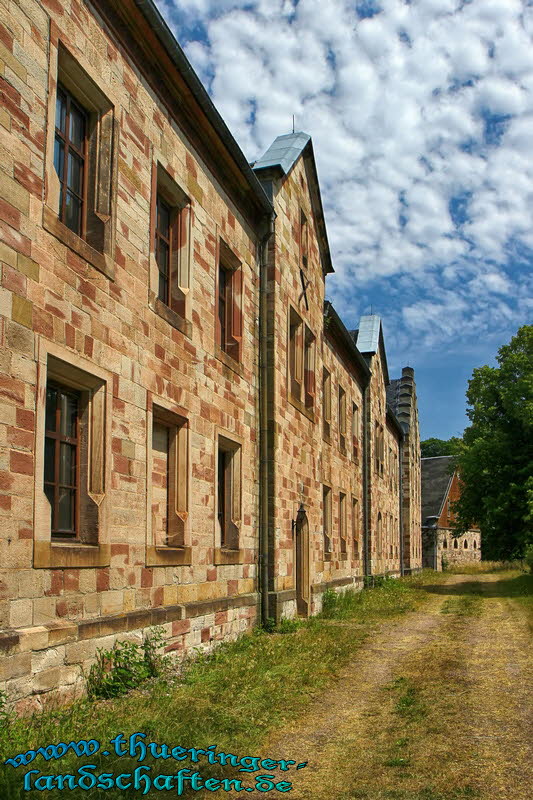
[399,436,405,576]
[362,380,371,579]
[259,214,275,626]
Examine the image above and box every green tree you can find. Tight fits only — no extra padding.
[420,437,463,458]
[453,325,533,559]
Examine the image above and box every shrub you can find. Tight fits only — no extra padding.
[86,627,169,700]
[525,544,533,574]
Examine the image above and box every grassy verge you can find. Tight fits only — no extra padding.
[446,560,524,574]
[0,574,430,800]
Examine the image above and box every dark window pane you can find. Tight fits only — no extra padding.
[69,105,85,149]
[157,241,169,276]
[54,137,64,182]
[56,91,66,134]
[59,442,76,486]
[44,483,54,518]
[45,386,57,432]
[44,437,55,482]
[157,199,170,238]
[65,191,81,234]
[158,273,168,304]
[58,488,75,532]
[67,152,83,195]
[59,391,78,437]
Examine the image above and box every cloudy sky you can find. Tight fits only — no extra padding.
[155,0,532,439]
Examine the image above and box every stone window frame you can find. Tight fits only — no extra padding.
[322,367,331,441]
[351,402,359,462]
[351,495,359,559]
[288,305,315,422]
[339,491,347,558]
[145,393,191,567]
[34,339,112,568]
[338,384,347,454]
[44,41,117,281]
[323,483,332,561]
[148,161,193,338]
[214,429,245,565]
[215,238,243,369]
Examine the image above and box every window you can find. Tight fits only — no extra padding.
[323,485,332,556]
[289,307,304,401]
[374,423,384,476]
[443,539,448,549]
[151,164,192,327]
[44,383,80,538]
[377,512,383,556]
[217,436,241,550]
[323,368,331,439]
[339,492,347,554]
[454,539,458,549]
[300,210,309,270]
[54,86,87,237]
[217,241,243,363]
[151,407,188,549]
[338,386,346,451]
[352,403,359,460]
[45,43,116,278]
[464,539,468,549]
[34,344,111,568]
[473,540,477,550]
[352,496,359,558]
[304,326,315,410]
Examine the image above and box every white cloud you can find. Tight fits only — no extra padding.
[156,0,532,362]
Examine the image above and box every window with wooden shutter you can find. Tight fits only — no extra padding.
[323,485,332,557]
[338,386,346,452]
[289,307,304,401]
[323,368,331,440]
[339,492,347,555]
[304,326,315,410]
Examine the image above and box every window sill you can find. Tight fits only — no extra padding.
[146,545,192,567]
[288,393,315,423]
[214,547,245,565]
[150,295,192,339]
[34,540,111,569]
[215,345,244,378]
[43,206,115,281]
[322,432,331,445]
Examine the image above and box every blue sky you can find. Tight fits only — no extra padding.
[155,0,532,440]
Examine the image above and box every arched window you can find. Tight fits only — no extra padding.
[443,539,448,549]
[473,540,477,550]
[464,539,468,549]
[454,539,458,549]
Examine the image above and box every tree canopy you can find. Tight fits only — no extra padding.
[452,325,533,559]
[421,437,463,458]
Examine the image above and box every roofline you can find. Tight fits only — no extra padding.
[386,406,404,440]
[109,0,274,220]
[324,302,371,383]
[255,137,334,274]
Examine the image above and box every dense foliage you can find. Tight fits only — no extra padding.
[453,326,533,559]
[420,436,463,458]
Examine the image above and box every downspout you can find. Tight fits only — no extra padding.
[399,435,405,576]
[259,214,275,625]
[362,380,371,579]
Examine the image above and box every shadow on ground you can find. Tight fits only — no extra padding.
[420,574,531,599]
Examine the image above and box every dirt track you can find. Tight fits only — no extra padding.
[224,573,532,800]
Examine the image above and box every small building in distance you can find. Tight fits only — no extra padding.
[421,456,481,570]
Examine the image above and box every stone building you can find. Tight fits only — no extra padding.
[421,456,481,570]
[387,368,422,573]
[0,0,422,709]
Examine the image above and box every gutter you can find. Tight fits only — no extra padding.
[259,213,276,625]
[362,381,371,578]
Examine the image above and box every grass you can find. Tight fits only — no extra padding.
[446,560,524,574]
[0,574,429,800]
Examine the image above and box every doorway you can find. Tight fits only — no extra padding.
[295,506,310,616]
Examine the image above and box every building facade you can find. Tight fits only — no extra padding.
[421,457,481,571]
[0,0,422,710]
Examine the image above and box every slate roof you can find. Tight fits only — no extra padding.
[421,456,455,524]
[386,378,401,414]
[350,316,390,385]
[253,132,311,175]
